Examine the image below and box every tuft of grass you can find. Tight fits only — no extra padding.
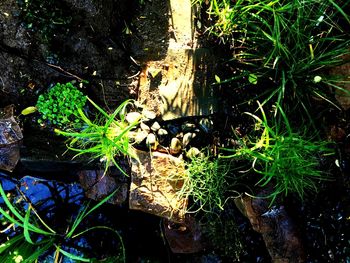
[199,0,350,121]
[55,97,140,176]
[176,150,232,213]
[221,102,334,204]
[0,182,125,262]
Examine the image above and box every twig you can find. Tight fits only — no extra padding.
[46,63,84,82]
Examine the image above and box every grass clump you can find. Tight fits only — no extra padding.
[55,98,140,176]
[0,183,125,262]
[36,82,87,128]
[198,0,350,119]
[177,151,232,213]
[222,103,334,204]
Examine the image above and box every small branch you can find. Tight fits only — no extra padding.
[46,63,84,82]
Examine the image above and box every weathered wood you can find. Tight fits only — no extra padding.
[137,0,217,120]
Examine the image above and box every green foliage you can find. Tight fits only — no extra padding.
[55,98,140,176]
[199,0,350,119]
[0,183,125,262]
[177,151,231,213]
[36,82,87,128]
[202,214,244,261]
[222,103,334,204]
[18,0,72,39]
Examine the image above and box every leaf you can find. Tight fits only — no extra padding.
[24,207,35,244]
[0,235,23,253]
[214,75,221,83]
[248,74,258,85]
[21,106,37,115]
[56,246,91,262]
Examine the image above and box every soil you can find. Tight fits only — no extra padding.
[1,0,350,262]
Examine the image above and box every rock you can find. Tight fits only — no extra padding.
[151,121,161,132]
[235,194,306,263]
[182,132,196,148]
[133,129,149,143]
[167,124,180,135]
[163,216,205,253]
[158,128,168,136]
[129,150,187,222]
[140,122,151,133]
[0,105,23,172]
[125,112,142,124]
[146,133,157,148]
[182,123,196,132]
[78,169,128,206]
[170,137,182,155]
[199,118,213,133]
[142,109,157,120]
[186,147,200,159]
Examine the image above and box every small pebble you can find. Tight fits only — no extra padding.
[140,122,150,133]
[183,132,196,147]
[142,109,156,120]
[182,123,196,132]
[170,137,182,155]
[151,121,161,132]
[126,112,142,124]
[134,129,148,143]
[199,118,213,133]
[186,147,200,159]
[167,124,180,135]
[146,133,157,147]
[158,128,168,136]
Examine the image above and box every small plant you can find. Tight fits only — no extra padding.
[55,98,140,175]
[36,82,87,128]
[0,182,125,262]
[176,150,231,213]
[199,0,350,120]
[222,103,334,204]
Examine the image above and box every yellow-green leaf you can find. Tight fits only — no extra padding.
[21,106,37,115]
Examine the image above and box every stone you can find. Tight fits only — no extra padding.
[146,133,157,148]
[182,132,196,148]
[158,128,168,136]
[129,150,187,222]
[140,122,151,133]
[151,121,161,132]
[0,105,23,172]
[142,109,157,120]
[78,169,128,205]
[182,123,196,132]
[129,128,148,144]
[199,118,213,133]
[125,112,142,124]
[167,124,180,135]
[163,216,205,253]
[186,147,201,159]
[170,137,182,155]
[235,193,306,263]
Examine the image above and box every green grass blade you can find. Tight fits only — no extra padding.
[56,246,92,262]
[0,235,23,253]
[24,206,35,244]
